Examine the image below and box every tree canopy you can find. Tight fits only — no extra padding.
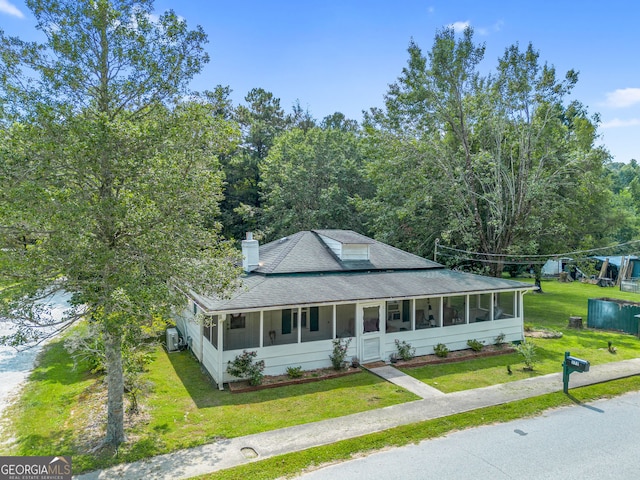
[363,27,613,275]
[260,124,370,239]
[0,0,238,447]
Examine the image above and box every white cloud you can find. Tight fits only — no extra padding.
[603,88,640,108]
[600,118,640,129]
[448,21,470,33]
[0,0,24,18]
[428,6,435,14]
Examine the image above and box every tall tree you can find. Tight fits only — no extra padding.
[0,0,238,447]
[260,123,370,239]
[364,27,609,275]
[221,88,288,240]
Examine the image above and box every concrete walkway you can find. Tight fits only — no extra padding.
[74,358,640,480]
[367,365,445,398]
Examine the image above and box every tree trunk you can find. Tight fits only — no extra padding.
[104,329,126,446]
[533,264,543,293]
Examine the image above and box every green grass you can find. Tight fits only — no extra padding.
[196,375,640,480]
[0,340,97,458]
[1,342,417,473]
[2,278,640,476]
[525,278,640,329]
[401,279,640,392]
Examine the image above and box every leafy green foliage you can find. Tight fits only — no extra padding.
[467,339,484,352]
[395,339,416,361]
[2,343,417,473]
[227,350,265,386]
[329,338,351,370]
[0,0,239,446]
[260,126,370,239]
[515,341,537,370]
[362,26,613,273]
[220,88,289,240]
[434,343,449,358]
[286,366,304,379]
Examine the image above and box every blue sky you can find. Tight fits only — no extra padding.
[1,0,638,163]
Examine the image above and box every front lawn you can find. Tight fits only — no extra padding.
[0,340,418,473]
[2,278,640,475]
[402,278,640,392]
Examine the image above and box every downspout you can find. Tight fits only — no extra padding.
[199,315,204,362]
[520,290,528,342]
[218,315,225,390]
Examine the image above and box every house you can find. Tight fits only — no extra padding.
[541,257,573,277]
[174,230,535,389]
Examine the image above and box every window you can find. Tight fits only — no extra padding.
[416,298,440,329]
[230,313,246,329]
[293,308,309,329]
[336,304,356,338]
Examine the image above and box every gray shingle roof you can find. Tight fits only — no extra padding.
[190,230,534,313]
[192,269,533,313]
[255,230,439,274]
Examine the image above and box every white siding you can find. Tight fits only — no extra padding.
[222,340,357,381]
[383,317,523,359]
[318,235,343,258]
[174,305,203,362]
[202,341,221,384]
[318,234,370,260]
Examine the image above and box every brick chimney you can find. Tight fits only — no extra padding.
[242,232,260,272]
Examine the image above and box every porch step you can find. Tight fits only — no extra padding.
[366,365,445,399]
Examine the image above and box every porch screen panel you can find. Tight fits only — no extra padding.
[224,312,259,351]
[496,291,515,319]
[302,306,332,342]
[211,315,218,349]
[282,309,292,334]
[470,294,491,323]
[444,296,465,325]
[336,304,356,338]
[416,298,440,329]
[203,322,211,342]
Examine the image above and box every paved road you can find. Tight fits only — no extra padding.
[295,390,640,480]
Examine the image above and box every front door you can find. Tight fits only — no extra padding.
[358,302,384,363]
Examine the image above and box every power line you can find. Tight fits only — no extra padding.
[434,239,640,266]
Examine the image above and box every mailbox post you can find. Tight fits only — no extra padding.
[562,351,590,394]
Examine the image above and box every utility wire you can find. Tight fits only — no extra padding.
[435,240,640,266]
[437,240,640,259]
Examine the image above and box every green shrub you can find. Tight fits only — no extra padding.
[286,366,303,378]
[329,338,351,370]
[467,339,483,352]
[227,350,265,386]
[394,339,416,361]
[516,341,537,371]
[494,332,506,347]
[434,343,449,358]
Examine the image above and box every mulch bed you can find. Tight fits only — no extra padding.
[227,366,362,393]
[382,344,517,369]
[228,345,517,392]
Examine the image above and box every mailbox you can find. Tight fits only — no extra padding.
[562,351,590,393]
[565,356,590,373]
